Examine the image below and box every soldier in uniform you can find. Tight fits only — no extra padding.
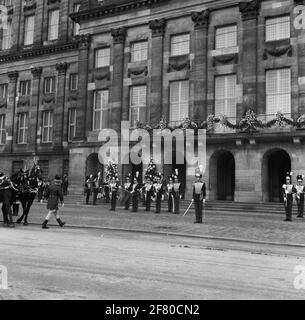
[42,175,65,229]
[0,173,15,228]
[143,176,154,212]
[172,175,182,214]
[154,174,164,214]
[123,175,132,210]
[109,177,119,211]
[192,169,206,224]
[84,175,91,205]
[131,175,141,212]
[282,172,296,222]
[295,174,305,218]
[166,176,174,213]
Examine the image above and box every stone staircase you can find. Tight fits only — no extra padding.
[57,194,294,215]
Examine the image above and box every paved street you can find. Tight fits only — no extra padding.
[0,226,305,300]
[9,201,305,245]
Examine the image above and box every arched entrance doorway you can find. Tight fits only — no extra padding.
[264,149,291,202]
[86,153,103,177]
[210,150,235,201]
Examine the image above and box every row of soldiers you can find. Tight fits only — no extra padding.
[282,172,305,221]
[89,167,206,224]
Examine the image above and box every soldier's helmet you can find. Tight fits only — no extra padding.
[297,174,304,182]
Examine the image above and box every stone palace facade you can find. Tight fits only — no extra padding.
[1,0,305,202]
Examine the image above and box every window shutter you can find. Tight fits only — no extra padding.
[171,34,190,56]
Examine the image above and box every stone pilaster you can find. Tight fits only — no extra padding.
[149,19,166,124]
[6,71,19,152]
[29,66,43,152]
[54,62,69,150]
[239,0,260,118]
[110,27,126,132]
[74,34,91,142]
[191,10,210,121]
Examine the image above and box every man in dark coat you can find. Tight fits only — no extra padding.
[42,175,65,229]
[131,177,141,212]
[172,176,182,214]
[0,173,15,228]
[295,174,305,218]
[123,175,132,210]
[282,172,296,222]
[154,175,164,214]
[109,177,119,211]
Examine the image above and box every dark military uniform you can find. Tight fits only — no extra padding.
[295,184,305,218]
[172,182,182,214]
[0,175,15,227]
[154,181,164,214]
[123,179,132,210]
[110,181,119,211]
[144,182,154,211]
[192,180,206,223]
[166,181,173,213]
[282,183,296,221]
[131,181,141,212]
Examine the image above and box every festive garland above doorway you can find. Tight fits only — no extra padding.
[135,110,305,133]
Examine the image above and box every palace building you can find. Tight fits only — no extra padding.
[0,0,305,202]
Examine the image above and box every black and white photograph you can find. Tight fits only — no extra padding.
[0,0,305,305]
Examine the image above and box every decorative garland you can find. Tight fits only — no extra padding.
[135,110,305,133]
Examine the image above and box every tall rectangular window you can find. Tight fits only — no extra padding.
[48,9,59,41]
[68,108,76,141]
[0,83,8,100]
[171,34,190,57]
[73,3,81,36]
[130,85,147,126]
[266,68,291,119]
[17,113,28,144]
[93,90,109,130]
[24,15,35,46]
[169,80,189,123]
[131,41,148,62]
[0,115,6,145]
[215,75,237,120]
[44,77,56,94]
[19,80,31,96]
[2,20,13,50]
[266,15,290,42]
[69,74,78,91]
[95,48,110,68]
[215,25,237,49]
[42,111,53,143]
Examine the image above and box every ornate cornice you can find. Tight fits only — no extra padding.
[74,34,92,49]
[111,28,127,44]
[30,67,43,79]
[8,71,18,82]
[47,0,61,5]
[149,18,167,37]
[213,53,239,67]
[0,41,79,65]
[191,10,210,29]
[56,62,69,75]
[239,0,261,21]
[70,0,169,23]
[128,66,148,78]
[168,55,191,73]
[23,1,37,12]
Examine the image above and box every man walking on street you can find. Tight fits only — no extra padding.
[42,175,65,229]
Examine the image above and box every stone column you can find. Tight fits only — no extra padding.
[74,34,91,142]
[29,66,43,152]
[110,27,126,132]
[239,0,260,118]
[54,62,69,150]
[191,10,210,121]
[149,19,166,124]
[6,71,19,152]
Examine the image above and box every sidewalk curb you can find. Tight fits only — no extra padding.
[15,221,305,248]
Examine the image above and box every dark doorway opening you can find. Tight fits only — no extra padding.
[268,150,291,202]
[217,151,235,201]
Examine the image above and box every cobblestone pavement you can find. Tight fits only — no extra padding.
[8,200,305,246]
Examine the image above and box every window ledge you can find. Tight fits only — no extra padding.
[211,46,239,57]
